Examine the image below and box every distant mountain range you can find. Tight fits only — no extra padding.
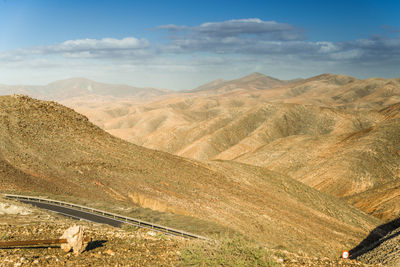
[0,73,304,101]
[0,77,171,101]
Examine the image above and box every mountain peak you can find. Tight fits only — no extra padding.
[248,72,265,77]
[239,72,282,82]
[243,72,267,78]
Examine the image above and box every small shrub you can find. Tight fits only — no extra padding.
[121,224,139,232]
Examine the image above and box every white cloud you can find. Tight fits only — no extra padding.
[0,37,151,61]
[47,37,149,53]
[316,42,338,53]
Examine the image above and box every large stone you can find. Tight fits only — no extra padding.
[60,225,86,255]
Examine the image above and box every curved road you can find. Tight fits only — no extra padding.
[19,199,123,227]
[7,195,208,240]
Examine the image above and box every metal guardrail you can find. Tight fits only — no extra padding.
[4,194,208,240]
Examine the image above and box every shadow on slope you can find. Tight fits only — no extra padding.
[350,217,400,259]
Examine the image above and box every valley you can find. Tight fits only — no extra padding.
[62,73,400,221]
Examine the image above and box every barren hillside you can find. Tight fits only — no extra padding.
[68,74,400,159]
[0,95,382,257]
[235,104,400,200]
[63,73,400,223]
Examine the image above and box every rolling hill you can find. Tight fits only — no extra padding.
[63,73,400,223]
[0,95,382,258]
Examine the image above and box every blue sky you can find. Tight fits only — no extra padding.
[0,0,399,89]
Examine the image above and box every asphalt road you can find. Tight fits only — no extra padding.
[8,195,208,239]
[19,199,124,228]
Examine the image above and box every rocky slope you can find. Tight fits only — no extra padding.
[349,217,400,266]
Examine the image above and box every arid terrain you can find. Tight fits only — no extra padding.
[62,73,400,223]
[0,94,384,258]
[1,72,400,265]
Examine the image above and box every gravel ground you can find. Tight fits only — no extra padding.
[0,222,181,266]
[355,226,400,267]
[272,249,380,267]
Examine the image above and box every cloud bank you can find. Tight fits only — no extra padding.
[158,18,305,41]
[0,18,399,89]
[157,19,400,66]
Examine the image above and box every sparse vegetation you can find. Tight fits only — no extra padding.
[125,207,238,237]
[181,237,278,267]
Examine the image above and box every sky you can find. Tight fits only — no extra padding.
[0,0,399,90]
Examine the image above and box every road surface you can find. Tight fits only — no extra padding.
[19,199,124,227]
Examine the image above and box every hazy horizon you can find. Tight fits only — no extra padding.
[0,71,392,93]
[0,71,344,90]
